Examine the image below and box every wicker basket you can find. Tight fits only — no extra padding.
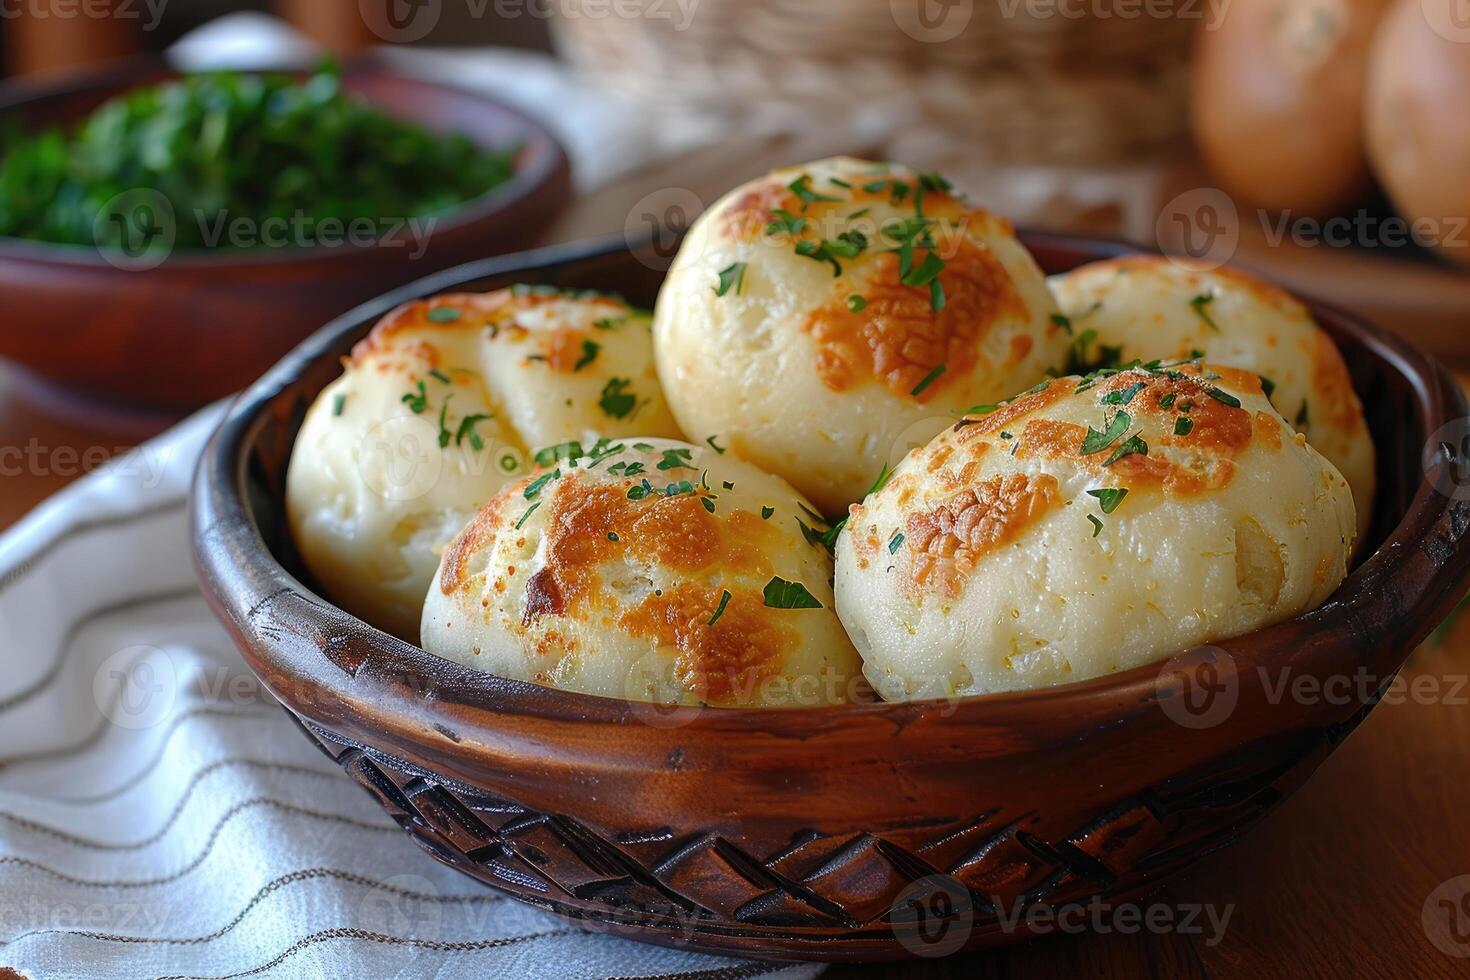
[550,0,1194,165]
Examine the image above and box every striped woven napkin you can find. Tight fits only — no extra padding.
[0,405,823,980]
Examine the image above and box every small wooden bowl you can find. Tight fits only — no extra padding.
[192,234,1470,962]
[0,56,570,412]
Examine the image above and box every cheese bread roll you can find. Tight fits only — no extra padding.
[1049,256,1374,544]
[422,439,861,707]
[835,361,1356,701]
[286,288,680,640]
[653,156,1068,515]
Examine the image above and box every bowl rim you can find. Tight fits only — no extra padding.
[0,54,568,271]
[191,231,1470,743]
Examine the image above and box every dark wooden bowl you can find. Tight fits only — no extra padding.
[0,56,570,412]
[191,233,1470,962]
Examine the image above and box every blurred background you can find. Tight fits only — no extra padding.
[1,0,1468,524]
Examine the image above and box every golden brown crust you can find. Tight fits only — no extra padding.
[1312,329,1365,432]
[901,473,1062,598]
[802,239,1030,401]
[619,583,796,705]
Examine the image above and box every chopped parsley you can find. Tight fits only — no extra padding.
[708,590,733,626]
[1080,411,1131,455]
[1088,514,1104,537]
[401,381,428,414]
[1050,313,1074,335]
[1259,375,1276,399]
[715,261,747,297]
[705,435,726,454]
[1296,401,1310,427]
[1174,416,1194,436]
[599,377,637,419]
[1087,487,1129,514]
[573,339,600,372]
[766,209,807,236]
[535,441,583,467]
[607,532,619,541]
[1189,294,1219,332]
[1102,381,1146,406]
[788,173,840,207]
[847,294,867,312]
[762,576,823,609]
[761,506,775,520]
[515,502,541,529]
[331,392,347,417]
[523,469,559,500]
[436,396,453,448]
[426,307,462,323]
[592,316,625,331]
[1206,387,1242,408]
[428,368,452,384]
[1103,435,1149,467]
[656,448,695,471]
[889,531,906,554]
[910,364,947,398]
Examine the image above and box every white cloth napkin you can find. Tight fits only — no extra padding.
[0,407,826,980]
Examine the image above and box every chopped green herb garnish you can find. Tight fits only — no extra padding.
[761,506,775,520]
[1206,387,1242,408]
[1258,375,1276,399]
[428,368,452,384]
[766,209,808,236]
[599,377,637,419]
[708,590,733,626]
[910,364,947,398]
[1189,294,1219,331]
[1050,313,1074,335]
[573,340,600,372]
[436,396,453,448]
[889,531,906,554]
[1174,416,1194,436]
[1296,401,1310,427]
[1088,514,1104,537]
[427,307,462,324]
[401,381,428,414]
[762,576,823,609]
[1103,435,1149,467]
[523,469,560,500]
[515,502,541,529]
[1087,487,1129,514]
[535,441,584,467]
[701,497,717,514]
[592,316,625,331]
[1102,382,1147,406]
[966,403,999,416]
[715,261,747,297]
[1159,392,1177,409]
[608,532,619,541]
[788,173,840,207]
[847,294,867,312]
[706,435,726,454]
[331,392,347,417]
[1080,411,1131,455]
[657,448,695,471]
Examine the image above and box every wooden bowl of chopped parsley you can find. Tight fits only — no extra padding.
[0,56,570,410]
